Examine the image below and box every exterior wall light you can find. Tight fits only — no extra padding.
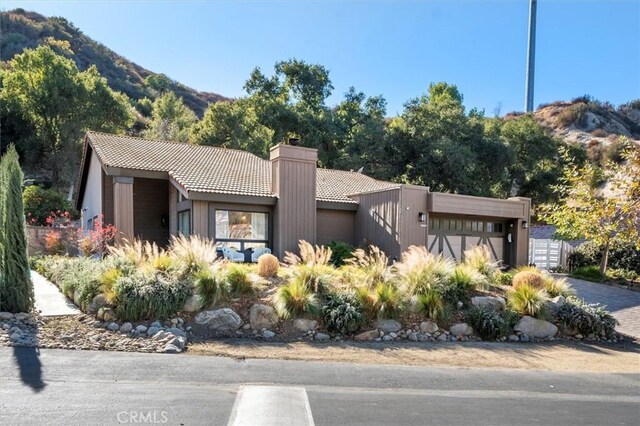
[418,212,426,223]
[522,221,529,229]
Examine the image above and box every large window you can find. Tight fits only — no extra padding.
[215,210,268,251]
[178,210,191,235]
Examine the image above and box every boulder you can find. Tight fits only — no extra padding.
[146,326,162,336]
[195,308,242,333]
[0,312,14,320]
[419,321,439,334]
[471,296,506,311]
[314,333,330,342]
[449,323,474,336]
[375,319,402,333]
[293,318,318,333]
[249,304,278,330]
[73,289,82,307]
[514,316,558,339]
[545,296,566,314]
[165,327,186,338]
[182,295,202,313]
[87,294,109,315]
[355,330,379,341]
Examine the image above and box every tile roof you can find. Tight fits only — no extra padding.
[86,131,395,203]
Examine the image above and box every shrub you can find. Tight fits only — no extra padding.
[223,263,253,295]
[113,271,192,321]
[494,271,514,286]
[571,265,603,282]
[417,288,444,321]
[542,276,575,297]
[273,276,321,319]
[257,253,279,278]
[44,230,66,255]
[448,264,487,294]
[466,306,510,340]
[327,241,355,267]
[569,241,640,273]
[35,256,103,307]
[606,268,639,283]
[194,269,226,308]
[285,240,336,293]
[512,270,544,289]
[22,185,76,226]
[557,297,618,339]
[463,245,499,281]
[357,282,403,320]
[100,267,121,303]
[395,246,454,296]
[507,283,548,317]
[153,254,174,272]
[169,234,218,274]
[321,293,365,335]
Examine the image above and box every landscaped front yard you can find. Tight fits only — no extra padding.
[20,236,626,356]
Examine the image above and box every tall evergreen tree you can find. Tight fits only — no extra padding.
[0,146,33,313]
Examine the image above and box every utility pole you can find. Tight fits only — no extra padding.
[524,0,537,113]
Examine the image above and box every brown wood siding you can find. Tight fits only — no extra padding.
[113,178,134,240]
[102,171,114,226]
[169,184,177,236]
[192,200,209,237]
[428,192,528,219]
[271,145,317,258]
[353,188,401,259]
[316,209,355,246]
[129,178,169,246]
[399,186,429,250]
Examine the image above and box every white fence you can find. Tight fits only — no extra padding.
[528,239,574,270]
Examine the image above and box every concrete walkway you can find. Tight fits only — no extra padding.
[565,276,640,339]
[32,271,80,317]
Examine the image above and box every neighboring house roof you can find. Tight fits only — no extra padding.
[530,225,586,247]
[82,131,395,204]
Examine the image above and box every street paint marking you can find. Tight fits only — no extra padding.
[228,385,315,426]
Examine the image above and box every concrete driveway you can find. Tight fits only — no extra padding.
[566,276,640,339]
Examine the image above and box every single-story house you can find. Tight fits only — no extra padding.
[76,131,531,266]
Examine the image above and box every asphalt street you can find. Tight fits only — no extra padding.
[1,347,639,425]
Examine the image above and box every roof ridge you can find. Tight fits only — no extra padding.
[86,130,266,158]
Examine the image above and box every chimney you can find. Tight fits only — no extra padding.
[270,143,318,258]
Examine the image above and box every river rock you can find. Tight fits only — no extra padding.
[355,330,379,341]
[195,308,242,333]
[449,323,474,336]
[249,304,278,330]
[375,319,402,333]
[419,321,438,334]
[119,322,133,333]
[471,296,506,311]
[514,316,558,338]
[88,294,109,314]
[106,322,120,332]
[0,312,14,320]
[314,333,330,342]
[293,318,318,333]
[165,327,186,338]
[262,330,276,339]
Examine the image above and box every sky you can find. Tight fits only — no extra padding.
[3,0,639,116]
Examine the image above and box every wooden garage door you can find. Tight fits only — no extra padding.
[427,217,506,262]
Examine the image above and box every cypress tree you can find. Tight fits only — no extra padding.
[0,146,33,313]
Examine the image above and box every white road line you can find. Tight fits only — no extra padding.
[227,385,315,426]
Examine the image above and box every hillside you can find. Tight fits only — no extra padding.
[532,98,640,146]
[0,9,227,116]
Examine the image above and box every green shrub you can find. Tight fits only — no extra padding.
[327,241,355,267]
[22,185,76,226]
[34,256,103,307]
[569,241,640,273]
[223,263,253,295]
[357,282,403,320]
[571,266,603,282]
[417,288,444,321]
[494,271,514,286]
[466,306,509,340]
[194,269,227,308]
[113,271,192,321]
[272,276,321,319]
[507,283,548,318]
[557,297,618,339]
[441,264,486,304]
[321,293,365,335]
[606,268,639,283]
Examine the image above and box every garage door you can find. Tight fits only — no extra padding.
[427,217,507,262]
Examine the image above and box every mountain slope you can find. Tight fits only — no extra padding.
[0,9,227,116]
